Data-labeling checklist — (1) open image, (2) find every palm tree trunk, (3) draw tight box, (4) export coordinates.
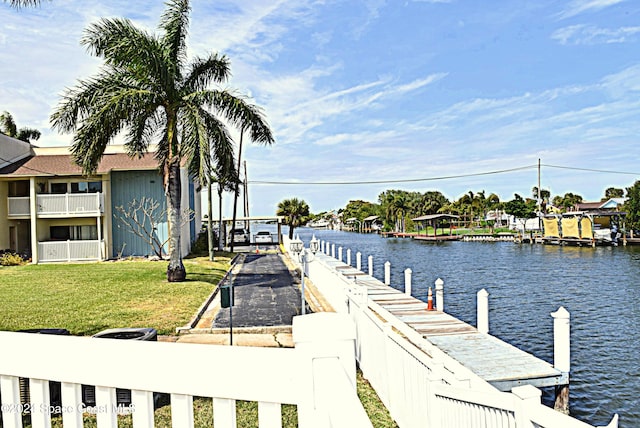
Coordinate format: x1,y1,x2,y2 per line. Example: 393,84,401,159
207,181,214,261
230,131,244,252
166,157,186,282
217,185,224,251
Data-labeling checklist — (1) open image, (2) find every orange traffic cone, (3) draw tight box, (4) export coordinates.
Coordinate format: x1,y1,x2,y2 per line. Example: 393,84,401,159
427,287,434,311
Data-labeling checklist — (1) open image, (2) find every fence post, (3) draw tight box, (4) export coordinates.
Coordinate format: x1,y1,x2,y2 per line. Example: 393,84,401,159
368,255,373,276
551,306,570,414
293,313,358,426
477,288,489,334
404,268,412,296
384,261,391,286
356,252,362,271
512,384,542,428
338,247,343,262
347,249,352,266
435,278,444,312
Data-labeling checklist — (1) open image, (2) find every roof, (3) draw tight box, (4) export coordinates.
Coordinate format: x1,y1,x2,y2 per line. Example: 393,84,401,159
0,152,159,177
363,215,379,221
412,214,459,221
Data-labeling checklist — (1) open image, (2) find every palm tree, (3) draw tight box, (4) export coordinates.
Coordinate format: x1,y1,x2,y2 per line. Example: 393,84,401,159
0,111,41,142
50,0,274,281
277,198,310,239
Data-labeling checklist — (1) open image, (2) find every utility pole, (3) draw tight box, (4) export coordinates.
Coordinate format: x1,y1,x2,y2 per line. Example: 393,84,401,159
244,160,250,231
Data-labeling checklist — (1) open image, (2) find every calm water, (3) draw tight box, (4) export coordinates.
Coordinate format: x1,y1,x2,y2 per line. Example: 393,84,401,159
290,227,639,427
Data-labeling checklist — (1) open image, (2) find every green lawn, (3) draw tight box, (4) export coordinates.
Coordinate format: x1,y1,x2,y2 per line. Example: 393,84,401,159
0,256,232,335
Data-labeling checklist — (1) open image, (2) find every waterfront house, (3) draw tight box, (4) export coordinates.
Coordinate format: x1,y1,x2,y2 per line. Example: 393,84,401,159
0,144,201,263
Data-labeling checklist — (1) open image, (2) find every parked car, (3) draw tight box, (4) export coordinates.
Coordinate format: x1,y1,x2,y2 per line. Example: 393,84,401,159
254,231,273,244
230,228,250,244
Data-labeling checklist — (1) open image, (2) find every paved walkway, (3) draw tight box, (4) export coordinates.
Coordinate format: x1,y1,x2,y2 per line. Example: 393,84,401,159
213,253,305,328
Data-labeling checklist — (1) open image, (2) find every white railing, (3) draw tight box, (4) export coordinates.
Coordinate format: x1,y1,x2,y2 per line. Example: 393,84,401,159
38,240,103,262
7,196,30,216
0,313,372,428
37,193,103,216
287,238,618,428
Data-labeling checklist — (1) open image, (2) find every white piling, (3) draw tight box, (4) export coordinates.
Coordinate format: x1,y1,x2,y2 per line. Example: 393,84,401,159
368,255,373,276
331,244,336,259
356,252,362,271
346,249,351,266
404,268,412,296
338,247,343,262
477,288,489,334
435,278,444,312
384,261,391,286
551,307,570,373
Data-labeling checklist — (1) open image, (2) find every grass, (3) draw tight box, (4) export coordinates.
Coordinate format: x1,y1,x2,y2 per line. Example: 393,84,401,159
0,255,233,335
0,254,397,428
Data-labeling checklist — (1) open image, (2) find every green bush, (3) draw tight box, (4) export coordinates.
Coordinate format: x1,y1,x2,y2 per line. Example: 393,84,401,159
0,252,25,266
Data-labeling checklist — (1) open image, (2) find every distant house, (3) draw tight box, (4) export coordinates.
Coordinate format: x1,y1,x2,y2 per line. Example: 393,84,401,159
0,144,201,263
573,198,626,213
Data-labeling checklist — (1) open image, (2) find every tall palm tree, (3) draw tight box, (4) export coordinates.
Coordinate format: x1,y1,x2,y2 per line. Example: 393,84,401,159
0,111,41,142
277,198,310,239
50,0,274,281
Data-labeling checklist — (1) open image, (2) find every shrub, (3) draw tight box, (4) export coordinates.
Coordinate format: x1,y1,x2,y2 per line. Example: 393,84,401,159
0,251,25,266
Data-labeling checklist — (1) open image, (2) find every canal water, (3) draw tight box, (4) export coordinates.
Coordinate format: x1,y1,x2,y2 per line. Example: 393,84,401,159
289,227,639,427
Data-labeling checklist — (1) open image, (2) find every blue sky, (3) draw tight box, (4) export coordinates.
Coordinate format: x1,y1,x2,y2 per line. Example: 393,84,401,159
2,0,640,216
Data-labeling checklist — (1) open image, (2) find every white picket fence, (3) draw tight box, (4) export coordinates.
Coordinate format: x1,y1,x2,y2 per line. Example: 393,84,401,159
287,236,618,428
0,313,372,428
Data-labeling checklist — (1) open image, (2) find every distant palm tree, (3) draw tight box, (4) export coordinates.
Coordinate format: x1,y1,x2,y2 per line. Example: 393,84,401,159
50,0,274,281
0,111,41,143
277,198,310,239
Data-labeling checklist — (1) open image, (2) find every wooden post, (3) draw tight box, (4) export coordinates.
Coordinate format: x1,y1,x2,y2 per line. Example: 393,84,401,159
368,255,373,276
435,278,444,312
384,261,391,285
551,306,570,414
477,288,489,334
338,246,343,262
346,249,351,266
331,244,336,259
356,252,362,271
404,268,412,296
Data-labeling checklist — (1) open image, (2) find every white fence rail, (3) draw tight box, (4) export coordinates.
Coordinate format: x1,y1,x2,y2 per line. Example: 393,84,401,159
284,236,618,428
7,197,30,216
38,240,103,262
8,194,104,217
0,313,372,428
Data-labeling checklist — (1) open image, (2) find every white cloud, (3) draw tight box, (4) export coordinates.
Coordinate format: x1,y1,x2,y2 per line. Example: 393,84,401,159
557,0,626,19
552,24,640,45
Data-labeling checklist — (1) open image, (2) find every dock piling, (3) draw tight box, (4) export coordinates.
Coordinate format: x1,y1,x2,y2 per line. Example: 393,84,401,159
356,252,362,271
435,278,444,312
331,244,335,259
338,246,343,262
346,249,351,266
384,262,391,286
404,268,412,296
477,288,489,334
551,306,571,414
368,255,373,276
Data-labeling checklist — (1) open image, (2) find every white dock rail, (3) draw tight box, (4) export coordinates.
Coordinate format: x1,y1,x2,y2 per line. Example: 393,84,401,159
287,236,618,428
0,313,372,428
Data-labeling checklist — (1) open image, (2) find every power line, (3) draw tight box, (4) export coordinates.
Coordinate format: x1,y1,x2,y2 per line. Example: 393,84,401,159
249,165,538,186
542,164,640,176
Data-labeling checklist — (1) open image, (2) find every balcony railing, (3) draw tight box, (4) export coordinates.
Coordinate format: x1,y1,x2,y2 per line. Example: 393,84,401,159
8,193,104,217
38,240,104,263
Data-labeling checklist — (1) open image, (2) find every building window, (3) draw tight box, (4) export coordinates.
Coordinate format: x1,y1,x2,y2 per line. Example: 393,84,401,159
71,181,102,193
50,183,67,194
8,181,29,197
50,225,99,241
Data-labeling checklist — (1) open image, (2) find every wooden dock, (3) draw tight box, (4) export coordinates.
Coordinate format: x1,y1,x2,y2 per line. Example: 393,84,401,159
317,255,567,393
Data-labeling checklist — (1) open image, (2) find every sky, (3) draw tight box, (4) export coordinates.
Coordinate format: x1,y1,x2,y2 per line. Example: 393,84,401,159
2,0,640,216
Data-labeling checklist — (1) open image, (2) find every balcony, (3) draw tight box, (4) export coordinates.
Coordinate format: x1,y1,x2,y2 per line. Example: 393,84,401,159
8,193,104,218
38,240,104,263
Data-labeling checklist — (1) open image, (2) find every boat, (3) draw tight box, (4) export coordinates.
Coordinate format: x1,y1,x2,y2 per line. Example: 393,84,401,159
541,211,625,246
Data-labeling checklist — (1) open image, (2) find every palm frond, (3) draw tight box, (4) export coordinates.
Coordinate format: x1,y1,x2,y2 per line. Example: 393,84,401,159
183,53,231,91
199,90,275,145
160,0,190,74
